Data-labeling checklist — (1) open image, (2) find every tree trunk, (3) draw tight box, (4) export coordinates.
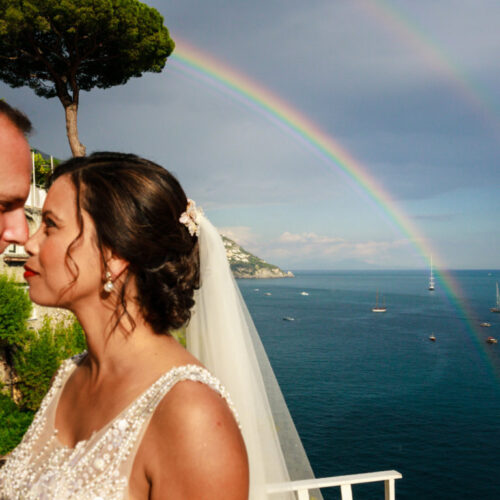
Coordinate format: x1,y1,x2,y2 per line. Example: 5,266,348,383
64,102,86,157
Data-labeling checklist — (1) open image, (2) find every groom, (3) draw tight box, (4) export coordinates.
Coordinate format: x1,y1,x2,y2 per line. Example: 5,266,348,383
0,100,32,254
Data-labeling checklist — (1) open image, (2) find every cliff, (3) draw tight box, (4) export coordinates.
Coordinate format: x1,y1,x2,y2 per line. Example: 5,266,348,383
222,236,294,279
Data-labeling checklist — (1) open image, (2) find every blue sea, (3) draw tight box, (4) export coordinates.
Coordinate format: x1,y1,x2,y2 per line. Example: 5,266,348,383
237,270,500,500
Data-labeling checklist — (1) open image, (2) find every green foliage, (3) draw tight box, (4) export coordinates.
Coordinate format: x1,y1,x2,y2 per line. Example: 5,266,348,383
171,326,186,348
0,392,33,455
32,152,59,189
0,271,86,452
13,316,86,411
0,273,32,348
0,0,175,99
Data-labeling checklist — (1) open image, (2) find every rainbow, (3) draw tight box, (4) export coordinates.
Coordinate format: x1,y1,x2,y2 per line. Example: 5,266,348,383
362,0,500,139
169,40,497,377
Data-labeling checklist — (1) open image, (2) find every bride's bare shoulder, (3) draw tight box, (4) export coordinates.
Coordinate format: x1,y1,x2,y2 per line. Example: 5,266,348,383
136,377,249,500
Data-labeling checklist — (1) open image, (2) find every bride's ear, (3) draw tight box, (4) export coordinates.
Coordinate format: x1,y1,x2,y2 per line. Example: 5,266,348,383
104,251,129,282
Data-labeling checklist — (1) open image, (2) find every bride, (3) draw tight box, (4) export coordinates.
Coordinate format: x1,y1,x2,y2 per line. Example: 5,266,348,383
0,152,316,499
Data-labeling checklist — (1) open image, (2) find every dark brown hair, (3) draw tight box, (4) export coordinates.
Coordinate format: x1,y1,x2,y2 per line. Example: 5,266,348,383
49,152,199,334
0,100,32,135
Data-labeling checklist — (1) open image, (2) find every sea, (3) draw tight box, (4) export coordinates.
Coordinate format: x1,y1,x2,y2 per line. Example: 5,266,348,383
237,270,500,500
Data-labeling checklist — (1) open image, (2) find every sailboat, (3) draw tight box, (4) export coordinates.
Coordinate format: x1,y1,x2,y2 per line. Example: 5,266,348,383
491,282,500,313
428,256,435,291
372,291,387,312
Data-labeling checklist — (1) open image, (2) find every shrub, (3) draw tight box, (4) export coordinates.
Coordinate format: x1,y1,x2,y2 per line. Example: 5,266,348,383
0,393,33,456
0,274,32,348
13,317,86,412
171,326,186,347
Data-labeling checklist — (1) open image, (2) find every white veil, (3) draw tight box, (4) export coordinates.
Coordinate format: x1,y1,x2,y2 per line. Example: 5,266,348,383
186,215,321,499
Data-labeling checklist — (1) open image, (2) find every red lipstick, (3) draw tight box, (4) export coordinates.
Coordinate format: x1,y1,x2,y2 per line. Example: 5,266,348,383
23,265,39,279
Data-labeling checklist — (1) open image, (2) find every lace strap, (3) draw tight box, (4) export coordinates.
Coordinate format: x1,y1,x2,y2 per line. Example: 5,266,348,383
126,364,240,427
90,364,241,487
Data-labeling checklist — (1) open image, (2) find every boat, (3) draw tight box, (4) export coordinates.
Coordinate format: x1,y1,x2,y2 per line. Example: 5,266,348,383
283,317,295,321
372,291,387,312
428,255,435,291
264,292,272,296
300,291,309,296
480,322,491,327
486,336,498,344
429,334,436,341
491,282,500,313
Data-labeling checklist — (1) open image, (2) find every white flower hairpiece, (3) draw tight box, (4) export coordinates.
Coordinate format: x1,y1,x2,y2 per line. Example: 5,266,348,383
179,199,203,237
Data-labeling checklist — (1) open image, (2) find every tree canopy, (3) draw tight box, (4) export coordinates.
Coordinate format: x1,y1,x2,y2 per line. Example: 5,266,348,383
0,0,174,156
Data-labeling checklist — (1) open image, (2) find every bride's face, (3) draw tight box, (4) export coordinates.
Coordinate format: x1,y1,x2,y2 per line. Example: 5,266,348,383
24,176,104,309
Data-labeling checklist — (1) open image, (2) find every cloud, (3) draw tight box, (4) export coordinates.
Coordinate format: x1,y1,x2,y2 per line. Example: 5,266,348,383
352,239,409,258
250,231,413,268
411,213,460,221
218,226,257,248
279,232,344,245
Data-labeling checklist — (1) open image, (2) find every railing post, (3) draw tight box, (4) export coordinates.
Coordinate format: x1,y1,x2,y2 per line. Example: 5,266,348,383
384,479,396,500
297,489,309,500
267,470,402,498
340,484,353,500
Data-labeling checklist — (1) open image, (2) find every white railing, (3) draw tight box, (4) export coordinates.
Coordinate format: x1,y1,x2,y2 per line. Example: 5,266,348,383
267,470,402,500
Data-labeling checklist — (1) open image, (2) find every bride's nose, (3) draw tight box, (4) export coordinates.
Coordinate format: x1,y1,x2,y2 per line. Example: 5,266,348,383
24,225,42,256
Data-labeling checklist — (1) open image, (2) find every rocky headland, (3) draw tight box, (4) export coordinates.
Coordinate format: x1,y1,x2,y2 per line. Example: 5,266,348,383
222,236,294,279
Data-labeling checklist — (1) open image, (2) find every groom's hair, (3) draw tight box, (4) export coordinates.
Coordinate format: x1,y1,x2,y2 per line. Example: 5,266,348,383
0,100,32,135
50,152,200,335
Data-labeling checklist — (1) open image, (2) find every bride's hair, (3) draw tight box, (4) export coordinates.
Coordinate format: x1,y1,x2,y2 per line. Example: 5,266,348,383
49,152,199,334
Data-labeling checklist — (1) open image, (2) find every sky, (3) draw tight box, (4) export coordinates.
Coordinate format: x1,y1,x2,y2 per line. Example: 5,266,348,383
1,0,499,270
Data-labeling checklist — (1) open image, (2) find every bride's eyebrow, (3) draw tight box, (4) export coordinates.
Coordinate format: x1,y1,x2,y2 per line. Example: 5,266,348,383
41,209,63,223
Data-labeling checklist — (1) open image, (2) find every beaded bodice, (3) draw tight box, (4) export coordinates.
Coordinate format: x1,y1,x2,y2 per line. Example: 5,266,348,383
0,353,238,500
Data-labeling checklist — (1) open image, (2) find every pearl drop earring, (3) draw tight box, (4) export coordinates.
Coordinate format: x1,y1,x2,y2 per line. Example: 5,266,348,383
103,271,114,293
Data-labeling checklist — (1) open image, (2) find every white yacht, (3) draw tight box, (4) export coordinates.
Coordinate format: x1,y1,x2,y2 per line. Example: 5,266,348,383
491,282,500,313
428,256,435,291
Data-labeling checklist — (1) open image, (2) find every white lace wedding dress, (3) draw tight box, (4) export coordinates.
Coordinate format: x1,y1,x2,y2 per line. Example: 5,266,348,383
0,213,320,499
0,353,238,500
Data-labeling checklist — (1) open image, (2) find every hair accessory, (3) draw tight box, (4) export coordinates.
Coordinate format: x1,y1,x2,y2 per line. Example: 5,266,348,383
179,199,203,237
103,271,114,293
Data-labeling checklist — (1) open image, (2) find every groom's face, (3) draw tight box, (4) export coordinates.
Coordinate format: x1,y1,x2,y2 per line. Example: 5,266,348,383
0,114,31,254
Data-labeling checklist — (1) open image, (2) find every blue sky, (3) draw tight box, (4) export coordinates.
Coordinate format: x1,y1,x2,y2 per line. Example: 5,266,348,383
1,1,499,270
